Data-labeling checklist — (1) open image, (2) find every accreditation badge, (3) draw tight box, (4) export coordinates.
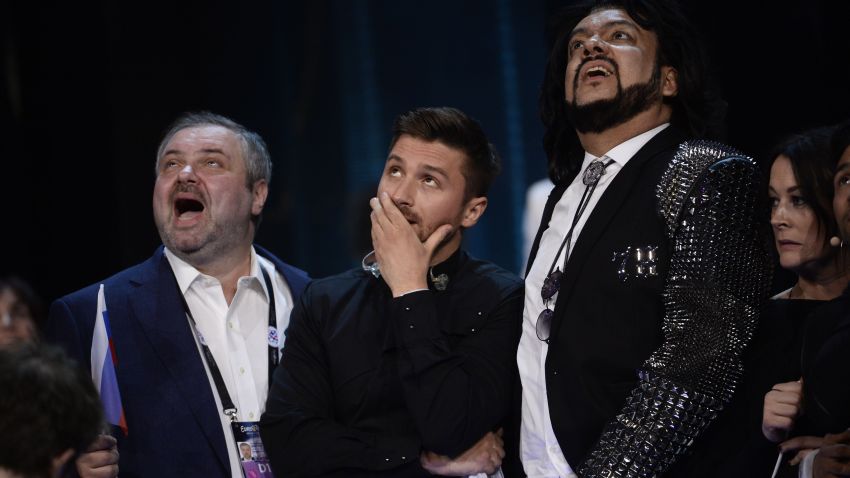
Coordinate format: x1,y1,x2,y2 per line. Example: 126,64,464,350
231,421,274,478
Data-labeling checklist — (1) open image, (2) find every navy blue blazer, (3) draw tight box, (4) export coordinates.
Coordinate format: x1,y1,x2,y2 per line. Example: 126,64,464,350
45,245,309,478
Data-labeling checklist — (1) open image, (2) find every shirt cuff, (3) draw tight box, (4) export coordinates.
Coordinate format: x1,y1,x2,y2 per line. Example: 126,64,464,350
395,288,429,297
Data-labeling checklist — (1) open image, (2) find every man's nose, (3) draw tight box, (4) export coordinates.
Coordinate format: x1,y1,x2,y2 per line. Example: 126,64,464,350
388,179,414,206
178,164,197,182
583,35,607,56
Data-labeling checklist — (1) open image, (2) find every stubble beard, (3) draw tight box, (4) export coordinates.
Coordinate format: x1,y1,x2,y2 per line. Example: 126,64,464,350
566,61,662,134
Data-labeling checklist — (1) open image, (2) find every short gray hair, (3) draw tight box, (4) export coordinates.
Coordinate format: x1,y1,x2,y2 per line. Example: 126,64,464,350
155,111,272,187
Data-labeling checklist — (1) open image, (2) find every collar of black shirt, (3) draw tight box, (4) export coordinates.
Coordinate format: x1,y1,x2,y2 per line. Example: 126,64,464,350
427,247,465,292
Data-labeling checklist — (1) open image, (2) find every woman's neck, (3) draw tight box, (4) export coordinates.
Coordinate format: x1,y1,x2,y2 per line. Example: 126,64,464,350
792,271,850,300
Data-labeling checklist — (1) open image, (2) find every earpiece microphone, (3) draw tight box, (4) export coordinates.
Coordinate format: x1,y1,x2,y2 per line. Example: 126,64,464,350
830,236,843,247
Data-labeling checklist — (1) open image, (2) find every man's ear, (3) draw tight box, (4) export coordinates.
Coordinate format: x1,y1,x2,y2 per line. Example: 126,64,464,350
251,180,269,216
460,196,488,228
661,66,679,98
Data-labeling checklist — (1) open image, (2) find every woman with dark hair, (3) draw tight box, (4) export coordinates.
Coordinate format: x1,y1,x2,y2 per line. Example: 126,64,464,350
767,127,848,301
732,126,850,477
775,121,850,478
720,127,849,477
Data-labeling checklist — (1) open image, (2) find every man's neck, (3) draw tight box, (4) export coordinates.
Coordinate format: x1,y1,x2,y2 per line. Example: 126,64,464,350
430,233,462,267
577,105,671,157
182,245,254,305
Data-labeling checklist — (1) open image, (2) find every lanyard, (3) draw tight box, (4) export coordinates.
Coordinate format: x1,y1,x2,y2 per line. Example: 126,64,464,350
173,265,279,421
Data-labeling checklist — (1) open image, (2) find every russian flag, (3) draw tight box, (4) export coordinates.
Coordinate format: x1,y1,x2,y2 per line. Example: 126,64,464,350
91,284,128,435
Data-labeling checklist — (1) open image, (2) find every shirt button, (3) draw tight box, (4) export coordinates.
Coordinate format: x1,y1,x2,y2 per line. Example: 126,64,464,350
470,328,476,332
249,412,254,419
228,322,234,329
384,458,390,462
477,311,483,316
409,324,414,329
240,367,245,375
404,307,411,311
401,456,406,460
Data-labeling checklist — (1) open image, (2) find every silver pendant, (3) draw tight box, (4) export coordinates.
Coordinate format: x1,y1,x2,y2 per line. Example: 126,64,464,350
583,160,608,186
429,268,449,291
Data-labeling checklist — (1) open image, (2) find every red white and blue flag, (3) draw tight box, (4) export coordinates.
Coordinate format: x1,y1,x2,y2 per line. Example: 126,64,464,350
91,284,128,435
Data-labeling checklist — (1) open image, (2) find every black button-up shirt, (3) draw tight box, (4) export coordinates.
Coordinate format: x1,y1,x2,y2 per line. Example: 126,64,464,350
260,249,523,477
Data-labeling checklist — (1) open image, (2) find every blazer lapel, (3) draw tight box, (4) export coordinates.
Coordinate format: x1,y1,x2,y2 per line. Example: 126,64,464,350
128,248,230,473
525,183,569,278
549,127,685,339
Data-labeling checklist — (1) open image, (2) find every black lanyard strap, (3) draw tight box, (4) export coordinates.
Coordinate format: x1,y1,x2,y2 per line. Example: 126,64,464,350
172,264,278,420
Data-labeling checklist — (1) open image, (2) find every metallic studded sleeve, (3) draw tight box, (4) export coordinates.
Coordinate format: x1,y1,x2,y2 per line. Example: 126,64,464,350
578,141,773,478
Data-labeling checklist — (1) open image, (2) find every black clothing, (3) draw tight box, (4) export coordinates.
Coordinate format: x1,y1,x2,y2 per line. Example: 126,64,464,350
260,249,523,478
718,298,826,478
799,291,850,435
524,129,772,477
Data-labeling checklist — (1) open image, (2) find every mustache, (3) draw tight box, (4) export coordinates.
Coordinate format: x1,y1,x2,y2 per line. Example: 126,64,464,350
174,183,199,194
396,204,421,224
572,55,619,91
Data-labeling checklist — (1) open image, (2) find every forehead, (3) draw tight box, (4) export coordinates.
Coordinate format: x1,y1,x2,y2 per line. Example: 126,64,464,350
770,156,797,183
388,135,466,172
165,125,241,153
572,8,649,37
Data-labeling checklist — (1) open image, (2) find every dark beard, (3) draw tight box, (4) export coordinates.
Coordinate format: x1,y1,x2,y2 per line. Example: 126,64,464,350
566,65,662,134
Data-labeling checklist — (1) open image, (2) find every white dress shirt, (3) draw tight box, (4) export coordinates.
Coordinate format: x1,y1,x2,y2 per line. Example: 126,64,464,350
165,247,294,478
517,124,668,477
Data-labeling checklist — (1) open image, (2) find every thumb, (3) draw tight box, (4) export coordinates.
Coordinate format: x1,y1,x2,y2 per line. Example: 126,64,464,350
424,225,453,254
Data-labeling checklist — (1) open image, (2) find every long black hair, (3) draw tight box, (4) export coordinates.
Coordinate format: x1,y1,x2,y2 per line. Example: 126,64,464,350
540,0,726,184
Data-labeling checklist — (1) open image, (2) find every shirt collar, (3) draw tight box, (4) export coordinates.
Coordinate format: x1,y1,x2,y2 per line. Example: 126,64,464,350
163,246,268,299
582,123,670,167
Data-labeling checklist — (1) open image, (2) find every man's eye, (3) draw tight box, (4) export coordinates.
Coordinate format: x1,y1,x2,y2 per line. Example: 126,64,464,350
162,160,179,169
389,168,401,177
423,176,437,187
612,31,630,40
840,175,850,186
571,40,583,50
206,160,220,167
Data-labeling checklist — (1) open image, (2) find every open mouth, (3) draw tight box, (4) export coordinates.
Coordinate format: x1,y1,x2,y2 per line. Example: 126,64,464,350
175,198,204,218
585,65,613,79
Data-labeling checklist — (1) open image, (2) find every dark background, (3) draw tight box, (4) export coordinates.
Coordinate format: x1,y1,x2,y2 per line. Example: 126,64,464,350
2,0,848,304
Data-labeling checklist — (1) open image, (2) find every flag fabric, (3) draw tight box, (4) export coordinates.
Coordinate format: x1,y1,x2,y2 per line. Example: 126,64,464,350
91,284,128,435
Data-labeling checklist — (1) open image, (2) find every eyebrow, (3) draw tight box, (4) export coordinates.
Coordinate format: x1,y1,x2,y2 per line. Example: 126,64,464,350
386,155,450,180
570,20,638,39
836,163,850,175
768,185,800,194
163,147,228,157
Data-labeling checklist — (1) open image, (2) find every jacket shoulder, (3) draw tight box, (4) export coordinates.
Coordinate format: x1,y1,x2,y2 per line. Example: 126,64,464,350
462,255,524,298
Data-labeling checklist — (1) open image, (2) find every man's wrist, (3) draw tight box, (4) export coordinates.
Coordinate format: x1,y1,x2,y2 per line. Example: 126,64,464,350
391,281,429,297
